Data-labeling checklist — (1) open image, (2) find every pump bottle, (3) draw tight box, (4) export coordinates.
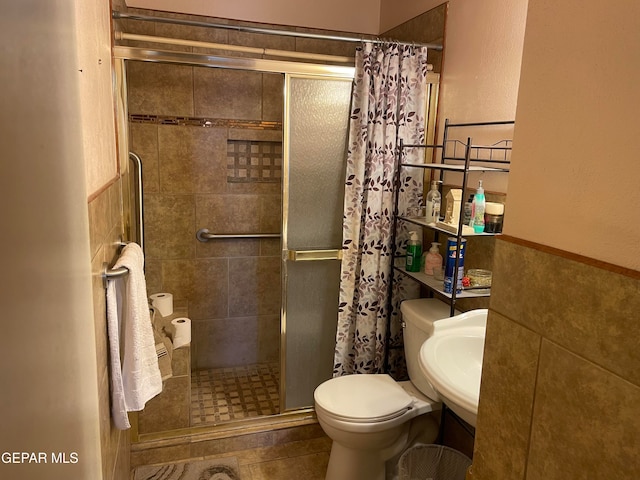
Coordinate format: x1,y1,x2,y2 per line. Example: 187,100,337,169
471,180,486,233
423,242,442,275
405,231,422,272
425,181,441,224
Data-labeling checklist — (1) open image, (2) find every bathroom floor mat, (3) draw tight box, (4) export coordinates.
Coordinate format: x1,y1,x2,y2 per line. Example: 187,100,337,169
134,456,240,480
191,362,280,425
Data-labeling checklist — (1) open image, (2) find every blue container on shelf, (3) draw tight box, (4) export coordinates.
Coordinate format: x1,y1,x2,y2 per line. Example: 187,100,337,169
444,237,466,294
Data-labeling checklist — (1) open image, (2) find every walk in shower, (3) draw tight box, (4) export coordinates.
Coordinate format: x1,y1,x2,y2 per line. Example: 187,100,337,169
114,41,354,438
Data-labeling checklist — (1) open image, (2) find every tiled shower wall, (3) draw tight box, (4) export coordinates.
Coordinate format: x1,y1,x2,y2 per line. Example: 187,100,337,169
381,3,446,73
127,62,284,370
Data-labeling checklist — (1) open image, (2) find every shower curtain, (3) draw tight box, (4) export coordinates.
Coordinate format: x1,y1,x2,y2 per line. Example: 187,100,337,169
334,42,430,377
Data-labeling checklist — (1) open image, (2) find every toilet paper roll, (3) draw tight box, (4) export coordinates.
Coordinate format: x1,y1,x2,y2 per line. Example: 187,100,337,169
171,317,191,349
150,293,173,317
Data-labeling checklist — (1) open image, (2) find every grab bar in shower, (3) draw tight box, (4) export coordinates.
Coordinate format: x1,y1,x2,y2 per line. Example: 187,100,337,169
129,152,144,255
196,228,281,242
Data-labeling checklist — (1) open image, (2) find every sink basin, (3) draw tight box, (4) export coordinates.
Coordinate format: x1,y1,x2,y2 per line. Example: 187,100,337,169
419,309,487,427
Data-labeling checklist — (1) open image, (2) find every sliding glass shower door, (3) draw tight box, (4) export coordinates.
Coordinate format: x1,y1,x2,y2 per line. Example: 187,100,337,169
281,75,353,410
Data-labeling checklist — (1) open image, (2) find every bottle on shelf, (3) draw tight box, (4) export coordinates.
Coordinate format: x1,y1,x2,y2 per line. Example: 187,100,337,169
444,237,467,294
471,180,486,233
484,202,505,233
425,181,441,224
405,231,422,272
463,194,474,226
423,242,443,275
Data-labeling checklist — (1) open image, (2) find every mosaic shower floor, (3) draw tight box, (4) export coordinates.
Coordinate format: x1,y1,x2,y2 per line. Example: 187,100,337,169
191,362,280,426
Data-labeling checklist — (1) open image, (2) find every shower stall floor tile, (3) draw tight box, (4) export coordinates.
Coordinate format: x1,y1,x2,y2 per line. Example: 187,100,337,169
191,362,280,426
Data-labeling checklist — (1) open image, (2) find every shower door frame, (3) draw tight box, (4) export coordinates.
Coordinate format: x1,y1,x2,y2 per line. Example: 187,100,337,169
113,46,355,441
280,73,354,412
113,46,355,78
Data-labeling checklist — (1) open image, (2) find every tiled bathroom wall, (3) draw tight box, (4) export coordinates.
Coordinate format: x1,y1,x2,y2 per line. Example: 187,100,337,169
473,237,640,479
381,3,446,73
88,179,130,480
127,61,284,370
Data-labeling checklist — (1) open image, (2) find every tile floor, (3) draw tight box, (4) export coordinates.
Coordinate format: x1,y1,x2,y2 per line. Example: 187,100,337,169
233,436,331,480
191,363,280,426
136,363,332,479
131,432,332,480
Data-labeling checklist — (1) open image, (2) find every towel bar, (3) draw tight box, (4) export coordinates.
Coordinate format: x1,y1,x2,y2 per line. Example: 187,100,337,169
103,264,129,289
102,241,131,288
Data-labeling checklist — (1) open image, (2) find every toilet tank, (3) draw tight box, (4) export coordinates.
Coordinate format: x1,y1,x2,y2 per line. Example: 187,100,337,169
400,298,460,399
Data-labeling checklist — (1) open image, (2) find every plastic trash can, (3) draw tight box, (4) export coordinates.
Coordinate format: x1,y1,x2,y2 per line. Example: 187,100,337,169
397,444,472,480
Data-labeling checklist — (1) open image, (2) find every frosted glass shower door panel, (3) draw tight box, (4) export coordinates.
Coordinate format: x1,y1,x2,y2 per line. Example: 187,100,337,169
284,261,342,410
285,77,353,250
282,75,352,410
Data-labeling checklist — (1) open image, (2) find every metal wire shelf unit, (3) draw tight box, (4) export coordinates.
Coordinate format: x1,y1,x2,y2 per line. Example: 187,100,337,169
389,119,515,319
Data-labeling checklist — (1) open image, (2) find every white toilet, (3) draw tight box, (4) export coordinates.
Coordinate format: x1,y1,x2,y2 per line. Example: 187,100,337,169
314,298,459,480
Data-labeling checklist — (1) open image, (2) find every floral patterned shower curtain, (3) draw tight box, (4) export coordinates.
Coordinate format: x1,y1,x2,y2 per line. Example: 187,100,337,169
333,42,430,377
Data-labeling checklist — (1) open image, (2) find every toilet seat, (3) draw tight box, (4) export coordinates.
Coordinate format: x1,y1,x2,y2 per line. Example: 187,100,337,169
314,374,413,423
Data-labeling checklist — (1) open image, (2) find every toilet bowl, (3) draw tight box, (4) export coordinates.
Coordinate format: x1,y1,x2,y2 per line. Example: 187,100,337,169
314,298,459,480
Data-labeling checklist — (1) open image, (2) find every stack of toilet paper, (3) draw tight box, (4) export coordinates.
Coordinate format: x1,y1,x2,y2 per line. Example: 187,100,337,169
171,318,191,349
149,292,190,349
150,292,173,317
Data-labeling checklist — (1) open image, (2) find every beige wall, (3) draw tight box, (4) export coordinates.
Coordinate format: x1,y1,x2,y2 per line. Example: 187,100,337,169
125,0,381,34
1,1,110,479
76,0,119,195
436,0,527,125
1,0,131,478
504,0,640,270
379,0,446,33
473,1,640,479
435,0,528,194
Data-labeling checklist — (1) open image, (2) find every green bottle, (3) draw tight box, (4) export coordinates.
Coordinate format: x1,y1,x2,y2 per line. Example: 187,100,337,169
405,231,422,272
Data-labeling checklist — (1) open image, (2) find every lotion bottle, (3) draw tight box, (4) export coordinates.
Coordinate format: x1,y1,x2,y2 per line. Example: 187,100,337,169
405,231,422,272
471,180,486,233
425,181,441,224
424,242,442,275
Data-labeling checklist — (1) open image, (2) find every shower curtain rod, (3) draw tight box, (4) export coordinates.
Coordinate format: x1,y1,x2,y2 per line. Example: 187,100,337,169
112,11,444,51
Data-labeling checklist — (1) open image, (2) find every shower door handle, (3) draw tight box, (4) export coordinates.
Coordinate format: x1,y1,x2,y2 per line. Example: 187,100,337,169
285,249,343,262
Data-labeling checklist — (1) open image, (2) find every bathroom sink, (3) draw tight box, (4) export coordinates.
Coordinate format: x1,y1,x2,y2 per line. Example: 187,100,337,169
418,309,487,427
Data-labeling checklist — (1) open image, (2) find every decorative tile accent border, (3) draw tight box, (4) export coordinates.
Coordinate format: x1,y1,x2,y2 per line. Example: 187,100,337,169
129,114,282,131
227,140,282,183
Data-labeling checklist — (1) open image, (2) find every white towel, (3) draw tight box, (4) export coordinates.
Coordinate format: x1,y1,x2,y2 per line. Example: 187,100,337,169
106,243,162,430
